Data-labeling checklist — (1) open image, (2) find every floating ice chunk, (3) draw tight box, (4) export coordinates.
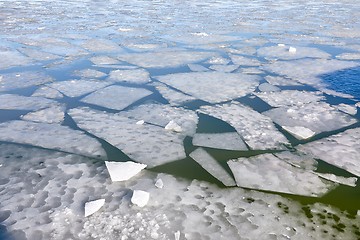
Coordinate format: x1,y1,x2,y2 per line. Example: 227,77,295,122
209,64,239,72
73,69,107,79
117,50,214,68
297,128,360,177
107,68,150,84
125,43,163,51
206,56,230,65
229,55,261,66
155,179,164,189
190,148,236,187
165,120,182,132
18,47,60,61
47,80,111,97
288,47,297,53
155,72,260,103
264,75,302,86
90,56,120,66
82,39,123,53
356,102,360,108
274,151,318,171
0,120,106,158
0,94,58,111
257,46,330,60
278,43,285,47
131,190,150,207
105,161,147,182
84,199,105,217
32,86,63,99
320,88,355,99
255,90,324,107
21,105,65,124
173,33,238,45
199,102,289,150
315,173,357,187
0,71,53,92
257,83,280,92
192,132,248,151
0,50,32,70
136,120,145,125
227,154,335,197
239,67,264,75
81,85,152,111
174,231,180,240
334,103,357,115
282,126,316,140
187,64,209,72
336,52,360,60
69,107,186,167
151,82,196,106
263,102,357,136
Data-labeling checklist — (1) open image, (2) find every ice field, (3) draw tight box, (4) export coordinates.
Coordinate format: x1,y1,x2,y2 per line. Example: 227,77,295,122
0,0,360,239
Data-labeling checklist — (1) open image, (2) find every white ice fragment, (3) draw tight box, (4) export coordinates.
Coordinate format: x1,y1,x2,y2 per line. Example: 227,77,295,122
288,47,297,53
107,69,150,84
187,64,209,72
334,103,357,115
32,86,63,99
282,126,316,140
0,94,58,111
315,173,357,187
229,54,261,66
356,102,360,108
73,69,107,78
0,71,53,92
257,83,281,92
105,161,147,182
82,39,123,53
192,132,248,151
90,56,120,66
47,80,111,97
136,120,145,125
258,46,330,60
21,105,65,124
174,231,180,240
0,50,32,70
278,43,285,47
209,64,239,73
131,190,150,207
255,90,324,107
152,82,196,106
84,199,105,217
264,76,302,86
155,179,164,189
165,120,182,132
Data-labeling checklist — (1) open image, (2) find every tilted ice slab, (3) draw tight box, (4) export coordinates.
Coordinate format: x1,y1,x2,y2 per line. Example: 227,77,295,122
274,151,318,171
0,120,106,158
0,71,53,92
107,68,150,84
105,161,147,182
297,128,360,177
81,85,153,111
192,132,248,151
262,58,359,87
68,107,186,167
190,148,236,187
21,105,65,124
199,102,289,150
264,75,302,86
119,103,198,136
47,80,111,98
156,72,260,104
0,94,59,111
117,50,214,68
0,50,32,70
73,69,107,79
257,45,331,60
32,86,63,99
263,102,357,137
255,90,325,107
257,83,281,92
151,82,196,106
227,153,335,197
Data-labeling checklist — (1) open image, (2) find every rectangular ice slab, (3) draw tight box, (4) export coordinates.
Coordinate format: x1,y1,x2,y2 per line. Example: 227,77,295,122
199,102,289,150
81,85,153,111
190,148,236,187
227,154,335,197
155,72,260,103
192,132,248,151
0,120,106,158
297,128,360,177
68,107,186,167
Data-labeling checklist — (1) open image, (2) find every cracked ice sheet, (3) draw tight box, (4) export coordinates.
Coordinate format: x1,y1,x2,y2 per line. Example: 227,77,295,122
0,120,105,158
0,71,53,92
254,90,325,107
262,58,359,88
189,148,236,187
21,105,65,124
73,69,107,79
192,132,248,151
117,50,214,68
151,82,196,106
32,86,63,99
119,103,198,137
0,94,59,111
68,107,186,167
297,128,360,177
107,68,150,84
227,153,335,197
81,85,153,111
263,102,357,137
155,72,260,104
47,80,112,98
0,50,32,70
18,47,61,61
81,39,123,53
199,102,289,150
257,45,331,60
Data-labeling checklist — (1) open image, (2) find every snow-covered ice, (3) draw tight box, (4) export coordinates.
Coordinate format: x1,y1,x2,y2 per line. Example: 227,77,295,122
84,199,105,217
105,161,147,182
131,190,150,207
192,132,248,151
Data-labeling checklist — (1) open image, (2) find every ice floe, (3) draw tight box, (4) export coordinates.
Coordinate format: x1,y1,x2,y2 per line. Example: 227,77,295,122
0,71,53,92
81,39,123,53
0,94,59,111
274,151,318,171
282,126,316,140
263,101,357,137
187,64,209,72
105,161,147,182
0,120,106,158
131,190,150,207
264,75,302,86
227,153,335,196
257,45,330,60
255,90,325,107
257,83,281,92
21,105,65,124
31,86,64,99
155,72,260,103
84,199,105,217
151,82,196,106
206,56,230,65
81,85,153,111
230,54,261,66
0,50,32,70
68,107,186,167
190,148,236,186
334,103,358,115
297,128,360,177
199,102,289,150
107,68,150,84
155,178,164,189
73,69,107,79
90,55,120,66
315,173,357,187
192,132,248,151
47,80,111,98
336,52,360,60
209,64,239,72
18,47,61,61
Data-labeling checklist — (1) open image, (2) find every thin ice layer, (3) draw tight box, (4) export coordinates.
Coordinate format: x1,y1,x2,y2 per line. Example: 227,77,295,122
192,132,248,151
156,72,260,103
21,105,65,124
0,94,59,111
297,128,360,177
189,148,236,186
227,154,335,197
81,85,153,111
107,69,151,84
257,45,331,60
68,107,186,167
199,102,289,150
0,120,105,158
263,102,357,136
151,82,196,106
47,80,111,98
0,71,53,92
255,90,324,107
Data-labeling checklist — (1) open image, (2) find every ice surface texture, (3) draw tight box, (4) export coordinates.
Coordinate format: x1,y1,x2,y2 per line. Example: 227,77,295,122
192,132,248,151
